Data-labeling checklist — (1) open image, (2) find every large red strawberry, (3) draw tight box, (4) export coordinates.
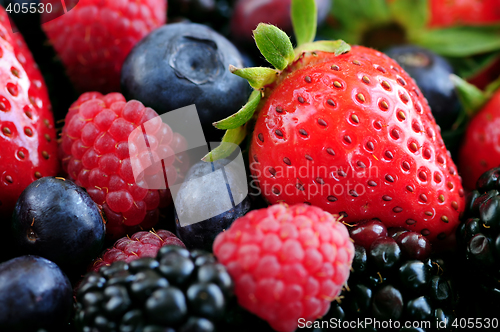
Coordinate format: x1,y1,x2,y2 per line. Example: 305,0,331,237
208,0,464,245
0,7,59,218
456,76,500,191
41,0,166,93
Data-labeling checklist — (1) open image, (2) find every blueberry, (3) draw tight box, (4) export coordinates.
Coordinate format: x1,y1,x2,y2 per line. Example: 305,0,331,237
121,23,249,142
10,177,106,275
0,255,73,331
174,158,251,251
385,45,461,130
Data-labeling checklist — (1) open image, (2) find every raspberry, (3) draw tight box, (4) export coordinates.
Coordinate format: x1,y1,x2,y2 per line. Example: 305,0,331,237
213,204,354,332
42,0,167,93
60,92,187,239
90,229,185,272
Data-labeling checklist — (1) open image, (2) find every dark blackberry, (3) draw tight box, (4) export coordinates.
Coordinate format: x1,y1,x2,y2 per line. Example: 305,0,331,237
309,220,456,331
75,246,233,332
456,166,500,316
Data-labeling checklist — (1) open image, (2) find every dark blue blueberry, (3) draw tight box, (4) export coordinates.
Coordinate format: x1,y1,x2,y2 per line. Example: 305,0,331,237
10,177,106,274
174,158,251,251
0,255,73,331
385,45,461,130
121,23,250,142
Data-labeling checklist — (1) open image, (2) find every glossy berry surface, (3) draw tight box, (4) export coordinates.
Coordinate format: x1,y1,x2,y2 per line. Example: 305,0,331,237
42,0,166,93
385,45,461,130
0,6,59,218
0,255,73,331
10,177,105,273
457,167,500,303
213,204,354,332
175,158,251,252
458,89,500,190
249,45,465,244
59,92,185,240
121,22,249,142
90,229,186,273
349,219,388,249
75,246,233,332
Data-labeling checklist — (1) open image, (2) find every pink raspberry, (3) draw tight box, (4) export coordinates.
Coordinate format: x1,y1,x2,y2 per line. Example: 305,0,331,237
213,204,354,332
90,229,185,272
42,0,167,93
60,92,187,239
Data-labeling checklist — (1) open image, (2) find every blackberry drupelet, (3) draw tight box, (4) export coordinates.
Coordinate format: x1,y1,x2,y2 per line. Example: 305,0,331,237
312,219,456,331
75,246,233,332
456,167,500,317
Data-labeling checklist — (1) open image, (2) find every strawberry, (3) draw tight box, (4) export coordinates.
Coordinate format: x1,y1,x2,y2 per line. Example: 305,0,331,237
207,0,465,245
428,0,500,28
0,6,59,217
455,76,500,191
41,0,167,93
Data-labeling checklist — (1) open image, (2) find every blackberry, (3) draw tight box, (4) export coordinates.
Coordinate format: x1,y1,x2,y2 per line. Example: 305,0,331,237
311,220,456,331
456,167,500,316
75,246,233,332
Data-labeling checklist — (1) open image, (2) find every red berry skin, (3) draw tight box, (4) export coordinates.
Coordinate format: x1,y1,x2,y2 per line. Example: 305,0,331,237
249,46,464,245
349,219,388,250
0,7,59,217
42,0,167,93
428,0,500,28
459,90,500,191
60,92,183,240
213,204,354,332
90,229,185,272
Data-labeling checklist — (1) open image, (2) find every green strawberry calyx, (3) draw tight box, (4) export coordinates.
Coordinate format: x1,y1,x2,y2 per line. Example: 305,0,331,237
203,0,351,162
450,74,500,125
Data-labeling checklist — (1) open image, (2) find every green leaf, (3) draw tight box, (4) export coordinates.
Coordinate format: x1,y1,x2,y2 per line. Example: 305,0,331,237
291,0,317,46
330,0,390,29
485,75,500,96
229,66,278,90
450,74,488,116
387,0,429,32
202,125,247,162
253,23,295,70
415,26,500,57
447,51,500,79
295,40,351,57
213,90,262,130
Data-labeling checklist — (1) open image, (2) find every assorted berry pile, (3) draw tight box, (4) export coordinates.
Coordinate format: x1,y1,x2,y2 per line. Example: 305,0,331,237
1,0,500,331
